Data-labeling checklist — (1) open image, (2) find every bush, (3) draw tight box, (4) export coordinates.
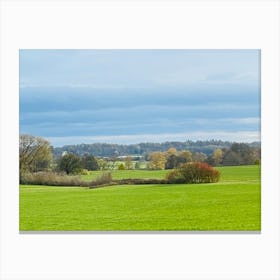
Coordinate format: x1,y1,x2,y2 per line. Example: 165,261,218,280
118,163,125,170
165,169,186,183
20,171,84,186
93,171,112,185
20,171,114,187
114,178,167,185
80,169,89,175
166,162,220,184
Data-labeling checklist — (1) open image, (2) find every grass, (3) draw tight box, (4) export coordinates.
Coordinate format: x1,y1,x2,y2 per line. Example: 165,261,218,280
19,165,261,231
81,169,168,181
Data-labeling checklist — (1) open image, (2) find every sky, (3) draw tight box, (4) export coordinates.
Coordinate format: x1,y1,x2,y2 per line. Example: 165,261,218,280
19,49,260,147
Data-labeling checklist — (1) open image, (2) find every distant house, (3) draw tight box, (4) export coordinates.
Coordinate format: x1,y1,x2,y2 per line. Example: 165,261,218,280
62,151,68,157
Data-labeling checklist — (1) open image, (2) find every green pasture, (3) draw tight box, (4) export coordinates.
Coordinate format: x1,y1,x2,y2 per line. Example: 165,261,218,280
20,165,261,231
81,169,168,181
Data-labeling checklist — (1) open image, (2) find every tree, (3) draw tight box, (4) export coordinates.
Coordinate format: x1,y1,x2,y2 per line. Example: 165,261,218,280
134,161,141,169
57,153,82,174
148,152,166,170
165,154,178,169
222,150,242,166
81,154,99,170
19,134,53,175
212,148,223,166
165,147,178,169
192,152,207,162
166,147,177,155
177,150,192,165
165,149,194,169
109,156,118,170
230,143,255,165
97,159,107,170
221,143,257,166
125,155,133,170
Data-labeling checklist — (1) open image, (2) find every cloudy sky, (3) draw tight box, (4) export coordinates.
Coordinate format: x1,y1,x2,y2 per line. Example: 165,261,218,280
19,49,260,147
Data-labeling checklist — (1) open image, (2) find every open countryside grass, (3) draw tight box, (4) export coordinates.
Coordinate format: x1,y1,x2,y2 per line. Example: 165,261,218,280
81,169,168,181
20,165,260,231
81,165,260,182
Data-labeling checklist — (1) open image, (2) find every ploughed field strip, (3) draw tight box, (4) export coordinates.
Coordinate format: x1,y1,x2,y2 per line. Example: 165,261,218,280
20,165,260,231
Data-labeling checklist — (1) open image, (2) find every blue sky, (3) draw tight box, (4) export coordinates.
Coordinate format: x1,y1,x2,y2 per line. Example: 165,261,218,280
19,49,260,147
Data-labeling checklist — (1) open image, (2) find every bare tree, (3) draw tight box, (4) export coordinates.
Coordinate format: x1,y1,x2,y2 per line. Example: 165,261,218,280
125,155,133,170
19,134,53,175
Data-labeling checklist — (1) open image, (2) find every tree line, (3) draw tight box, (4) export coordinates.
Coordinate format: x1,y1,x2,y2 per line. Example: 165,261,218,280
20,134,261,178
52,140,260,158
148,144,260,170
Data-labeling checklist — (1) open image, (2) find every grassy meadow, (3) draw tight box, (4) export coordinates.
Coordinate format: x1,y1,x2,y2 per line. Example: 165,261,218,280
19,165,261,231
81,169,168,181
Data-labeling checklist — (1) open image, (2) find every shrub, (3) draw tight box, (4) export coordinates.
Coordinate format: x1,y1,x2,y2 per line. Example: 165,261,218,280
166,162,220,184
80,169,89,175
118,163,125,170
20,171,114,187
20,171,84,186
93,171,112,185
114,178,167,185
165,169,186,183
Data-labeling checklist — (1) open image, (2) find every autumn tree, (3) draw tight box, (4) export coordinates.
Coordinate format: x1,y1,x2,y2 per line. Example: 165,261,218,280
165,147,178,169
166,147,177,155
220,143,259,166
222,150,242,166
165,149,193,169
19,134,53,175
165,154,178,169
192,152,207,162
177,150,192,165
230,143,256,165
148,152,167,170
212,148,223,166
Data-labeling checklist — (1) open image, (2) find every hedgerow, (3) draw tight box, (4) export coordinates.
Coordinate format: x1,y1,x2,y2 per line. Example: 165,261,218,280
20,172,84,186
20,163,220,188
20,171,113,187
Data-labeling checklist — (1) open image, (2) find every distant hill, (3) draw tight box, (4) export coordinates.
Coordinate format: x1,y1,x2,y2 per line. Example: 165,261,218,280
52,140,261,158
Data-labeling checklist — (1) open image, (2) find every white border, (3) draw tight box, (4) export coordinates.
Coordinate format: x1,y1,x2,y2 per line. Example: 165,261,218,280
1,1,279,280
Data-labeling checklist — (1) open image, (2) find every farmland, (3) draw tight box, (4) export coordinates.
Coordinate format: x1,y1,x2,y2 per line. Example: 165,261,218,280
20,165,260,231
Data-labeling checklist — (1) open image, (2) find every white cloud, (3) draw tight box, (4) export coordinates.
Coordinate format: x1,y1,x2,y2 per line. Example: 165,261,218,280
201,71,259,85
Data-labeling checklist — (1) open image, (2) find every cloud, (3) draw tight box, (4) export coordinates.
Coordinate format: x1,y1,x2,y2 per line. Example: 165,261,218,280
20,84,259,113
20,113,260,138
20,49,260,89
202,71,259,85
19,50,260,145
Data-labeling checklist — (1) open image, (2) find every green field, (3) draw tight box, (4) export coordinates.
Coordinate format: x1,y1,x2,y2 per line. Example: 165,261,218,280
81,169,168,181
20,165,261,231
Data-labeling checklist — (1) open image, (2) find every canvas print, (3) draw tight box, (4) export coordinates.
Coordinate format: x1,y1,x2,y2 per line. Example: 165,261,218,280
19,49,261,231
